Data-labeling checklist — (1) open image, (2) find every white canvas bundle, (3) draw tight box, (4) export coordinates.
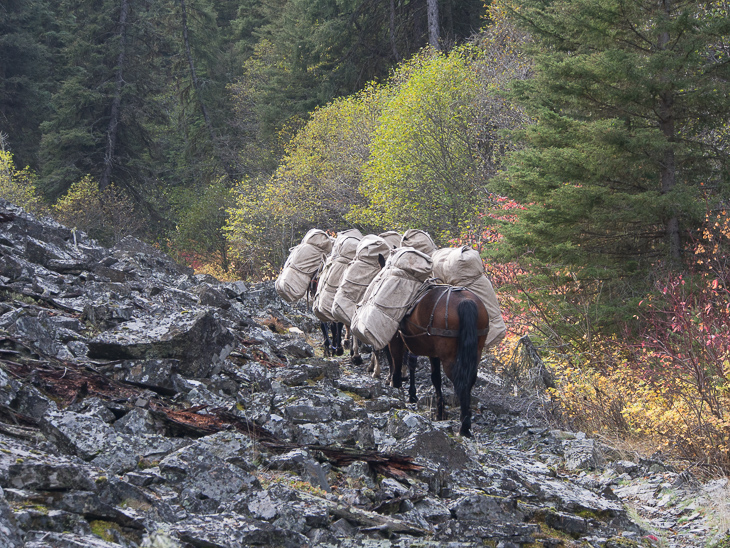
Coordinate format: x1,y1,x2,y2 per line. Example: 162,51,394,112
351,247,432,350
431,246,506,348
275,228,334,303
378,231,402,250
331,235,391,325
312,230,361,321
401,229,437,256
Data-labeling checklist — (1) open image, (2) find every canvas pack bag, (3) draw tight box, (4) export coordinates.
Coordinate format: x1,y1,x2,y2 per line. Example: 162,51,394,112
431,246,507,348
351,247,433,349
275,228,334,303
331,234,392,326
401,229,437,256
378,231,402,250
312,229,362,321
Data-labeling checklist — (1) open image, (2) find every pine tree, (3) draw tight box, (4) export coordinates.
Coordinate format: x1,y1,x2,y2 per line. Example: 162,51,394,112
493,0,730,279
38,0,169,201
232,0,485,141
0,0,57,171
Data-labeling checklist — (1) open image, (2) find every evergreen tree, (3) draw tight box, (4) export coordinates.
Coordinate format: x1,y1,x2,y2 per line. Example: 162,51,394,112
0,0,57,171
157,0,249,187
493,0,730,280
232,0,486,142
38,0,169,201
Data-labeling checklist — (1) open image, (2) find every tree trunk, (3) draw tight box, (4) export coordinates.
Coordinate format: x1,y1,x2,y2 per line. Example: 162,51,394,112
389,0,399,61
426,0,440,50
100,0,129,192
658,0,680,261
179,0,236,182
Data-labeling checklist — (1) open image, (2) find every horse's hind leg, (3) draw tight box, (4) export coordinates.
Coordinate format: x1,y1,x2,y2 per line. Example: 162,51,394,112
388,337,405,388
334,322,344,356
371,346,389,378
407,352,418,404
430,358,444,420
352,336,364,366
320,322,331,357
455,365,477,438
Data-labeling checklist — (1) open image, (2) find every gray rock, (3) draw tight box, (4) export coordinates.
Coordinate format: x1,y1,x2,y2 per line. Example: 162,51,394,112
114,408,158,436
40,410,118,461
23,531,122,548
343,461,376,489
87,310,235,378
13,315,60,356
294,418,375,448
158,443,260,512
280,338,314,358
450,494,524,522
563,438,600,471
172,513,308,548
544,509,590,535
13,508,92,537
0,487,24,548
268,449,330,492
394,428,471,470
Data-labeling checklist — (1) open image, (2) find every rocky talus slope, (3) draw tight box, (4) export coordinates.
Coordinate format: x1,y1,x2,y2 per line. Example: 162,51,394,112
0,198,725,548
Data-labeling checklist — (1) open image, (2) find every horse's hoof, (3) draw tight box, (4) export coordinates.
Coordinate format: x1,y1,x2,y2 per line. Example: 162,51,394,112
335,347,344,356
460,429,472,438
409,396,418,404
352,356,363,366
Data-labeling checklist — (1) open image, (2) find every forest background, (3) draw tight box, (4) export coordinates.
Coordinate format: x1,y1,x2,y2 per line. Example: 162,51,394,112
2,0,730,473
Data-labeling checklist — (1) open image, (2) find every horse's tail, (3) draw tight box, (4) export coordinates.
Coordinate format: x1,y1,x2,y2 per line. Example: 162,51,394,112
453,299,479,404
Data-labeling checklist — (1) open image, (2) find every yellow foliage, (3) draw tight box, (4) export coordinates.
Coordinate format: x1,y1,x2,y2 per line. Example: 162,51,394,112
53,175,142,246
545,339,730,468
0,150,47,215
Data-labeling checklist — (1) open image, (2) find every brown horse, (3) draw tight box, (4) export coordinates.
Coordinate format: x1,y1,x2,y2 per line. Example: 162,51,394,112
388,285,489,438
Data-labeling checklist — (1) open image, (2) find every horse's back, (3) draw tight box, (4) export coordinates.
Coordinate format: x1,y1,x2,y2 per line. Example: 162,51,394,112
401,286,489,358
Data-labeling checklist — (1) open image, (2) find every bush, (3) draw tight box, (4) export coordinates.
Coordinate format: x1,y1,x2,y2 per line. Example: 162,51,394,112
0,148,47,215
167,180,234,274
52,176,143,246
540,209,730,469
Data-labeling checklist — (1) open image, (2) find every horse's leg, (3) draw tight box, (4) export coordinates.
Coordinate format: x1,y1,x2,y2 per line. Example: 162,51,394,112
321,322,332,357
430,357,444,420
404,351,415,380
343,325,351,350
370,346,393,382
407,351,418,404
352,336,364,366
334,322,344,356
388,337,405,388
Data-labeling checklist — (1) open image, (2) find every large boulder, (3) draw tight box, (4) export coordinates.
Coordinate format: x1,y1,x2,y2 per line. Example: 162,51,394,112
87,310,234,377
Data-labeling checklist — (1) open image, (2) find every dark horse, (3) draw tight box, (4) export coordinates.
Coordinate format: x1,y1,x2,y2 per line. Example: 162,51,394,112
321,321,344,357
308,277,344,357
387,285,489,438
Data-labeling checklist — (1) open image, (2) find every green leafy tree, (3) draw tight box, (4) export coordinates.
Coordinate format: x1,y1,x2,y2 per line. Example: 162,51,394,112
169,179,233,272
493,0,730,281
52,175,142,245
226,86,384,274
0,137,47,215
229,0,486,146
350,48,483,241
